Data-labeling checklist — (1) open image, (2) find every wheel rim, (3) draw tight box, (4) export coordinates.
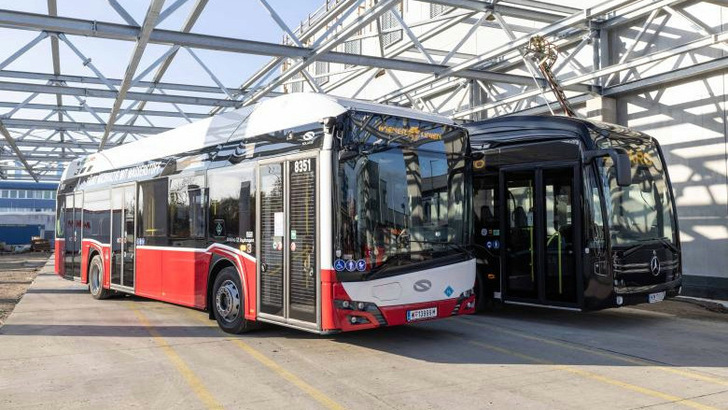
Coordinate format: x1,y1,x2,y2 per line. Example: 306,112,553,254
215,280,241,323
90,263,101,295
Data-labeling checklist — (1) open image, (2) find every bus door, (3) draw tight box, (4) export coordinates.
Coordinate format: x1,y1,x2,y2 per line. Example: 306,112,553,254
473,173,502,302
257,155,318,328
502,166,581,307
110,184,136,290
63,192,82,279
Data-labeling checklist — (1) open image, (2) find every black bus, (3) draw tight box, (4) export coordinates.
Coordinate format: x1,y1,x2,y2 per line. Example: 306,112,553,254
465,116,681,311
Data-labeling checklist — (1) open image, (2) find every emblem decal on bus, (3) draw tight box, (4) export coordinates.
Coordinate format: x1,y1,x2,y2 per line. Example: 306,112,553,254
650,253,661,276
413,279,432,292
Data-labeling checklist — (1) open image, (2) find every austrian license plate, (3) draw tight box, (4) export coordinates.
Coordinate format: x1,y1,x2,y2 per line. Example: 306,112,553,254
406,307,438,322
648,291,666,303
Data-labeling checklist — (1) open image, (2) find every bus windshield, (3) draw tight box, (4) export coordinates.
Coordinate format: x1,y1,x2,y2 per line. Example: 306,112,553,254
336,112,468,278
595,134,677,247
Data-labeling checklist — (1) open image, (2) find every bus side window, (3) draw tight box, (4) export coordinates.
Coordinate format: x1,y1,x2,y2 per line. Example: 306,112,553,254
56,195,65,236
83,189,111,243
138,179,168,246
169,175,206,245
208,165,256,253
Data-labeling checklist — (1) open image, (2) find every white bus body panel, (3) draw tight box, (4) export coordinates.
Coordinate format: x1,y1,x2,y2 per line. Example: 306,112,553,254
62,93,453,181
341,259,475,307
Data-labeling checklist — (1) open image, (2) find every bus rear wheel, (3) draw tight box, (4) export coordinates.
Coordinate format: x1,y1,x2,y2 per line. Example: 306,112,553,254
212,267,254,334
89,255,111,300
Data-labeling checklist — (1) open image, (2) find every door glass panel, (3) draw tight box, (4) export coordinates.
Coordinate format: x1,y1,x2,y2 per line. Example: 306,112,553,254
72,192,83,278
505,172,537,299
544,169,577,303
260,164,284,316
473,175,501,290
122,186,135,288
63,194,74,277
289,158,317,322
584,165,608,279
111,188,123,286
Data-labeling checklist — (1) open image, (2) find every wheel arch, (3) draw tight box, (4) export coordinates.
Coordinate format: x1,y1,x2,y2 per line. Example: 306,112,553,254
87,247,101,280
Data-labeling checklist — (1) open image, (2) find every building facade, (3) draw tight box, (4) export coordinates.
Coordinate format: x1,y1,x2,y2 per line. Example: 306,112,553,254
0,181,57,246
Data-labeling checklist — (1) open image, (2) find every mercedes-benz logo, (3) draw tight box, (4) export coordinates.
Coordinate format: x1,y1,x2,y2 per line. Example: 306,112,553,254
650,255,661,276
413,279,432,292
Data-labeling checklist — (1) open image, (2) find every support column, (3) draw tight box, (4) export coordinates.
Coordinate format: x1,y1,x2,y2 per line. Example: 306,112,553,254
585,96,616,123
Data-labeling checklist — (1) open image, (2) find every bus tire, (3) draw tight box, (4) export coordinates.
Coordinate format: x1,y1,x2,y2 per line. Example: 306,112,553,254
474,273,489,313
89,254,111,300
212,267,253,334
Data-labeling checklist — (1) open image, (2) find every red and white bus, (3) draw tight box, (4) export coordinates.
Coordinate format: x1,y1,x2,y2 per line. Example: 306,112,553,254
55,93,476,334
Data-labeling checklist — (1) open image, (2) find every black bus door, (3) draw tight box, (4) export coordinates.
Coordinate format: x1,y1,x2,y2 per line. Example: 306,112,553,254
501,166,582,307
473,173,502,307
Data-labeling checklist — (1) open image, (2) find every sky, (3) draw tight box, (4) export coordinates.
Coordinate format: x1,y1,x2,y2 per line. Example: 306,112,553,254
0,0,326,123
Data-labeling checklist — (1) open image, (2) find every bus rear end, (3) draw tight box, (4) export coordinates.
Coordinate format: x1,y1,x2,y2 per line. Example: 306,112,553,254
326,111,475,332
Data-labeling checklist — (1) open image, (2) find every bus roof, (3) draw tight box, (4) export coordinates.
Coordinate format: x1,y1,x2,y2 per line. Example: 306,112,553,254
464,115,653,149
62,93,452,181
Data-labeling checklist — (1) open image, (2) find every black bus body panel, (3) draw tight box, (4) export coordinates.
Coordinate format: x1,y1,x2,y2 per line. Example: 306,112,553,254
466,115,682,311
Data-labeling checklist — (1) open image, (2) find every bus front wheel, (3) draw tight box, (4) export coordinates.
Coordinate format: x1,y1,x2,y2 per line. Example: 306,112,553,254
212,267,254,334
89,255,111,300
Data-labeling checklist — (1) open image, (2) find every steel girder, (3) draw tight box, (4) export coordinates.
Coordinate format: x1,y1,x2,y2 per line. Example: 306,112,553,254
0,0,725,180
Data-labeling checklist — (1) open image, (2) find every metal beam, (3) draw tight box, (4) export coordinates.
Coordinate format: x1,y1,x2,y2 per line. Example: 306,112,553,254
0,10,548,88
323,9,474,93
244,0,401,105
2,118,170,134
603,56,728,97
127,0,209,134
422,0,569,23
236,0,361,99
375,0,635,103
108,0,139,26
0,68,239,94
99,0,165,150
500,0,580,15
6,139,112,149
0,101,207,119
0,120,39,181
0,80,237,107
454,30,728,117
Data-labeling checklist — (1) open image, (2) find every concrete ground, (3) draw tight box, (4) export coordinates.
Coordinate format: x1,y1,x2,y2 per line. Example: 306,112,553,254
1,258,727,410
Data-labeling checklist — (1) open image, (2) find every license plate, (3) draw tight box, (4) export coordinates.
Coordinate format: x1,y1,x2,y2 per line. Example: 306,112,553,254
648,291,666,303
406,307,438,322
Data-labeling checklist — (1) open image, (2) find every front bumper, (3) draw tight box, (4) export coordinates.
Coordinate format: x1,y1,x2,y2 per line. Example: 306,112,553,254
613,277,682,306
332,291,476,332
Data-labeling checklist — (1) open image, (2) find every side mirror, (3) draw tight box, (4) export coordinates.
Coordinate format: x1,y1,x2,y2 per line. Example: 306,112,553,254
338,149,359,162
584,148,632,187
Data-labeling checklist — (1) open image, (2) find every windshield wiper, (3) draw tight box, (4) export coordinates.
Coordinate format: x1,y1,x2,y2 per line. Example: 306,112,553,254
617,237,678,257
656,237,679,253
367,252,414,276
409,239,472,256
616,242,646,257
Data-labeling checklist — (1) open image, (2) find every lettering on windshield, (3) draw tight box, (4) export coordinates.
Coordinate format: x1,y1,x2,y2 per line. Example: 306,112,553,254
627,149,654,166
376,125,442,141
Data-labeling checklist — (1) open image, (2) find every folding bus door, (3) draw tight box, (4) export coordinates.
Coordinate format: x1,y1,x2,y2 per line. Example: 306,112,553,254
257,155,318,328
502,167,580,307
62,193,75,278
110,184,136,290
